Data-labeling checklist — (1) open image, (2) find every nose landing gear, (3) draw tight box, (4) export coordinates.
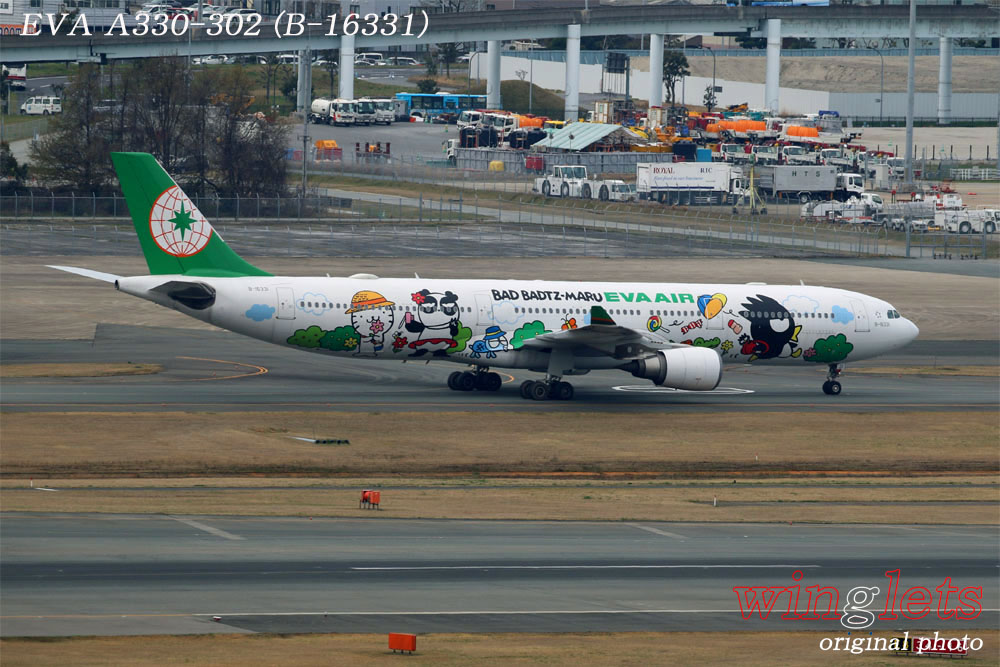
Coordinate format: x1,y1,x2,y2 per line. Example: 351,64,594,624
822,364,844,395
447,369,502,392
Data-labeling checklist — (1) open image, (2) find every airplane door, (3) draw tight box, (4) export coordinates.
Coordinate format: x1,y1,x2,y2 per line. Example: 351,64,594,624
849,299,869,332
276,287,296,320
474,292,494,326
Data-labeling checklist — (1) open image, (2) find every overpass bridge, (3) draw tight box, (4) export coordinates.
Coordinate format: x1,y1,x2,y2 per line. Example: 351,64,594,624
5,4,998,122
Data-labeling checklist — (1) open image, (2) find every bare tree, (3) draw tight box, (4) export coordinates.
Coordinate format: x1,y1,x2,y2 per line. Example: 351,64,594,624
29,64,114,191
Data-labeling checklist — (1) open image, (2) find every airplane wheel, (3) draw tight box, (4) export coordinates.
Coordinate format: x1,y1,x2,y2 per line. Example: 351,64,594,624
552,381,574,401
822,380,842,396
458,371,477,391
529,381,550,401
520,380,534,399
447,371,462,390
485,372,503,392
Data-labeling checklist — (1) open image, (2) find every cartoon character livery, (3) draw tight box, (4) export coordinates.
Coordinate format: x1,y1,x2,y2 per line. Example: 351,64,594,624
346,290,395,357
51,153,920,401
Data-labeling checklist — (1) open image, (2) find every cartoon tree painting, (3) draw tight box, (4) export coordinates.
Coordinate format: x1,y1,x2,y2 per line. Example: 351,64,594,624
320,325,361,352
511,320,551,349
804,333,854,363
287,325,326,348
448,320,473,354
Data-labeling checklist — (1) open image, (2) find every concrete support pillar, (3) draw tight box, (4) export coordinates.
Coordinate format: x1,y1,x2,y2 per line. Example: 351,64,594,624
565,24,581,121
296,49,311,113
764,18,781,114
339,33,355,100
487,40,501,109
938,37,952,126
648,34,664,109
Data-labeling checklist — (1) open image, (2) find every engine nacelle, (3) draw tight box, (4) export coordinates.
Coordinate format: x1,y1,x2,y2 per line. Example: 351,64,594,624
627,347,723,391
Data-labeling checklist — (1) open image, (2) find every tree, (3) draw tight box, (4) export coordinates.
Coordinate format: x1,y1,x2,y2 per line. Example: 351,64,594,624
319,49,338,97
438,43,459,78
734,35,766,49
1,140,29,188
417,78,439,94
259,54,282,109
424,52,438,77
29,63,115,192
703,84,717,114
661,51,690,108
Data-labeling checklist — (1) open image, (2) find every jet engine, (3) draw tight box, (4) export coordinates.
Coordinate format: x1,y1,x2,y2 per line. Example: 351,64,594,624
625,347,723,391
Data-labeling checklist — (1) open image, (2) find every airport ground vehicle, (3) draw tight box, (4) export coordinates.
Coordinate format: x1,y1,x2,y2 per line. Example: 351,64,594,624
354,99,376,125
534,166,634,201
937,209,999,234
362,98,395,125
309,98,357,126
753,165,863,203
19,96,61,115
2,63,27,90
636,162,745,205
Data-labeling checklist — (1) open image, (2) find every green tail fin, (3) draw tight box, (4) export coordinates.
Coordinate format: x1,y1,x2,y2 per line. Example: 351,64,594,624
111,152,270,277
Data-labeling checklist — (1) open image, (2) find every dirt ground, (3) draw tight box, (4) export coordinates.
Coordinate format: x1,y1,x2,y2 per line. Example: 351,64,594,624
638,55,1000,93
2,631,997,666
3,256,997,341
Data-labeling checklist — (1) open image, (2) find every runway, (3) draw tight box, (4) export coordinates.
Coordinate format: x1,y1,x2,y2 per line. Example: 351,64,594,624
1,513,996,637
1,324,996,412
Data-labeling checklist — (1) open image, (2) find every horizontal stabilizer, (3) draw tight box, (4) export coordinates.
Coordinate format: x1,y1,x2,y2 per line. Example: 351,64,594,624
47,265,121,283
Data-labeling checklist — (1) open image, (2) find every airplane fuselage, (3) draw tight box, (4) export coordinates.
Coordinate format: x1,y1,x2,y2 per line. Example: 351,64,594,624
117,275,918,371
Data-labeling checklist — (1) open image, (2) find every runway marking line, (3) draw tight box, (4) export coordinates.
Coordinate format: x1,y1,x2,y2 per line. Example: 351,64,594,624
625,523,687,540
171,356,268,382
350,564,821,571
167,516,245,541
5,609,1000,619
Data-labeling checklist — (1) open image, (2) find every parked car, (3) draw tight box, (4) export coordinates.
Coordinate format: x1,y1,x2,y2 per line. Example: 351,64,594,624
387,56,419,66
20,96,61,115
194,55,228,65
224,8,260,18
457,53,473,63
312,59,336,68
276,53,299,65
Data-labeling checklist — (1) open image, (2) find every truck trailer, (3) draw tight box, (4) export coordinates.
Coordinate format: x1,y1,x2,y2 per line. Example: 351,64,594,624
636,163,744,205
753,165,863,203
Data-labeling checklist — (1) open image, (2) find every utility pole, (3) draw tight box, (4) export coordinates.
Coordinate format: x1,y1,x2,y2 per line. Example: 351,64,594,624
904,0,916,185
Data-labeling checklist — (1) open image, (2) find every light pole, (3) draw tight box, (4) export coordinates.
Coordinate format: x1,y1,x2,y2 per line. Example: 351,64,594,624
868,45,884,126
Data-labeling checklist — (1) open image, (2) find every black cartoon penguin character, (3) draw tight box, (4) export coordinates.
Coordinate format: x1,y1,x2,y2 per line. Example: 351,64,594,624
404,289,460,357
739,294,802,361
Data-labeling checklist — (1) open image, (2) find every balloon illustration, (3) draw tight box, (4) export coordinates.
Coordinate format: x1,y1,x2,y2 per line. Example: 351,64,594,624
703,293,727,320
646,315,662,332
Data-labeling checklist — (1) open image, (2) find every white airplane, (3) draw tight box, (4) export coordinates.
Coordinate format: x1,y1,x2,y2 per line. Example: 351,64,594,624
52,153,919,400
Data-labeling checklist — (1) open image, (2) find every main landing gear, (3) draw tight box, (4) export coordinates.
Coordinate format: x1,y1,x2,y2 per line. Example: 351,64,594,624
447,369,502,392
519,378,574,401
822,363,843,396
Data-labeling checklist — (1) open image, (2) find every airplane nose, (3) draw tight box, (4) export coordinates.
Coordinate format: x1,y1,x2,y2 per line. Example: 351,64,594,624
904,319,919,344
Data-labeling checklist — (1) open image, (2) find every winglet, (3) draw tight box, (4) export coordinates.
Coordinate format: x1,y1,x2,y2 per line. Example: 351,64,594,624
590,305,616,326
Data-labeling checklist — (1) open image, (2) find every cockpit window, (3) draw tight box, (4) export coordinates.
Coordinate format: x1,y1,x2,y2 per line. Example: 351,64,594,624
887,309,901,319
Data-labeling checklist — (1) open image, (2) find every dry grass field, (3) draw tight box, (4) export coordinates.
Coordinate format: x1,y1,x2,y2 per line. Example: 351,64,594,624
2,631,997,666
2,411,996,478
0,363,163,378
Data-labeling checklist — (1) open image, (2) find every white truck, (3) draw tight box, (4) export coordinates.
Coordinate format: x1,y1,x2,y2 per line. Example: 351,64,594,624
937,209,999,234
636,162,745,205
309,97,334,124
819,147,855,170
362,98,395,125
802,192,885,223
330,99,357,126
457,110,483,129
754,165,863,203
353,99,377,125
780,144,819,165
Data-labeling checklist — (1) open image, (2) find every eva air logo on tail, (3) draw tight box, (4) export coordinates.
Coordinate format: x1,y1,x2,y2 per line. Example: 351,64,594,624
149,186,213,257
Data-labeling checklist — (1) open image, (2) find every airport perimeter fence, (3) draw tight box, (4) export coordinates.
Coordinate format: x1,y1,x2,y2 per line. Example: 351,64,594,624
0,191,891,258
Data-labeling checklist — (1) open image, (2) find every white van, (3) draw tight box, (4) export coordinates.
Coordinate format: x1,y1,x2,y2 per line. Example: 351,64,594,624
20,96,61,115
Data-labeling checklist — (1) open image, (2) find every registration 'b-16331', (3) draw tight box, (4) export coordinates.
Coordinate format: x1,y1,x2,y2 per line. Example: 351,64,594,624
51,153,919,401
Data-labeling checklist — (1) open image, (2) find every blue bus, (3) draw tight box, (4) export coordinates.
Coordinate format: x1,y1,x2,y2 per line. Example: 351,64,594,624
394,93,488,120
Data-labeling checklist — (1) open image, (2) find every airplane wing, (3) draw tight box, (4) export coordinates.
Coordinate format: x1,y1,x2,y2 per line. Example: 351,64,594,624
47,265,121,283
519,306,685,357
